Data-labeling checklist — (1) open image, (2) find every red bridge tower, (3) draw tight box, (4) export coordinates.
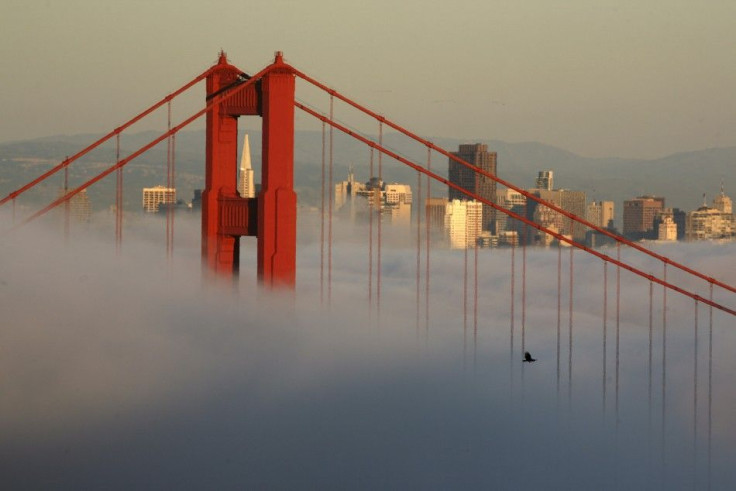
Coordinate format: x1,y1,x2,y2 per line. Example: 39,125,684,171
202,52,296,287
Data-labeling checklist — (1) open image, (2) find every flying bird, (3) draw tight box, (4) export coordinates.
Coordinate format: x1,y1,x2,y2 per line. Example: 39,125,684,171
523,351,536,363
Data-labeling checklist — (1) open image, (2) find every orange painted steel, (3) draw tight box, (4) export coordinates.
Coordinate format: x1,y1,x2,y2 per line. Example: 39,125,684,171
0,66,215,208
256,53,297,287
11,62,271,230
295,100,736,317
293,70,736,297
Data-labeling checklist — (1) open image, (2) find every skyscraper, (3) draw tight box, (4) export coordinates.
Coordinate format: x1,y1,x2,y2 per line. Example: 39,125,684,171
535,170,554,191
527,188,587,242
238,133,255,198
623,196,665,240
444,199,483,249
586,201,614,229
448,144,496,232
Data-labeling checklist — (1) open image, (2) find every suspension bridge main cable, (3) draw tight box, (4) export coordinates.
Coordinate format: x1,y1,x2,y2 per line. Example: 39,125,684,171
1,66,216,208
292,69,736,299
10,64,271,230
294,100,736,318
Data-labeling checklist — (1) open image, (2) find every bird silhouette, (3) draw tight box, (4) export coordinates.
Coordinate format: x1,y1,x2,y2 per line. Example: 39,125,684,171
523,351,536,363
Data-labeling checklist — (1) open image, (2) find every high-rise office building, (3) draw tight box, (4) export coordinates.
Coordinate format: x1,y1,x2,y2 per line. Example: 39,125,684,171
238,133,255,198
425,197,449,232
535,170,554,191
586,201,614,229
448,143,497,232
495,188,527,233
623,196,665,240
527,188,587,242
143,185,176,213
445,199,483,249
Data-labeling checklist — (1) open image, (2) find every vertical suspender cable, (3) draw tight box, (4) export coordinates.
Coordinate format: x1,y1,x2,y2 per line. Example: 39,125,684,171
510,238,516,392
603,261,608,417
368,148,374,312
473,240,479,370
63,162,70,242
425,148,431,337
557,240,562,403
662,263,668,477
522,213,527,364
521,207,527,393
166,102,173,262
616,243,621,429
170,133,176,259
115,133,122,255
649,279,654,472
377,122,383,321
463,243,468,369
328,96,334,305
660,263,667,483
693,299,699,488
707,283,713,491
320,121,326,304
568,220,574,408
416,169,422,336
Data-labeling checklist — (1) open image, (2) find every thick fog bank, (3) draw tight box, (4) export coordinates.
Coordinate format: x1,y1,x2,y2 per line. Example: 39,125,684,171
1,214,735,489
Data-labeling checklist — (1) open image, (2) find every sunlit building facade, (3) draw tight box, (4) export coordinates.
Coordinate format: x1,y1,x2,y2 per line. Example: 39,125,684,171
448,144,497,232
143,185,176,213
445,199,482,249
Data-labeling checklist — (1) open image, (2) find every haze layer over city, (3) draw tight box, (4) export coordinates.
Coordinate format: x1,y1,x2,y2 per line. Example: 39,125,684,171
2,1,736,489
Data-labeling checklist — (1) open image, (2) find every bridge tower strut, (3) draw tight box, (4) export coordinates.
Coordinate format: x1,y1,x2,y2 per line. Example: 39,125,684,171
202,51,296,287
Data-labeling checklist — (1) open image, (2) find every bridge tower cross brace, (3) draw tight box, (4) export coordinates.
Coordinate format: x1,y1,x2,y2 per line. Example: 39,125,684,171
202,51,296,287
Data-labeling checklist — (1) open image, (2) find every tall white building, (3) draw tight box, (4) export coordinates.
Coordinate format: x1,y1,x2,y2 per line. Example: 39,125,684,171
657,215,677,241
238,133,255,198
445,199,482,249
142,185,176,213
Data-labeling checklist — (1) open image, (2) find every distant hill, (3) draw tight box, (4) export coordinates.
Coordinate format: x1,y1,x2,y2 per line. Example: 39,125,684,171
2,130,735,224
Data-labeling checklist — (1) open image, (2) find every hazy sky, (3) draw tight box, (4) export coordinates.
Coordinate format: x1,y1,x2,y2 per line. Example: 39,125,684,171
1,0,735,158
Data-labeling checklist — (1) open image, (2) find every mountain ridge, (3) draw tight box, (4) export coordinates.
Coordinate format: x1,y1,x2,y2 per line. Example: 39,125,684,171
2,130,734,217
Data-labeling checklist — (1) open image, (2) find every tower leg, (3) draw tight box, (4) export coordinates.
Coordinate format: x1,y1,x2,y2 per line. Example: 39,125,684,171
258,58,296,288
